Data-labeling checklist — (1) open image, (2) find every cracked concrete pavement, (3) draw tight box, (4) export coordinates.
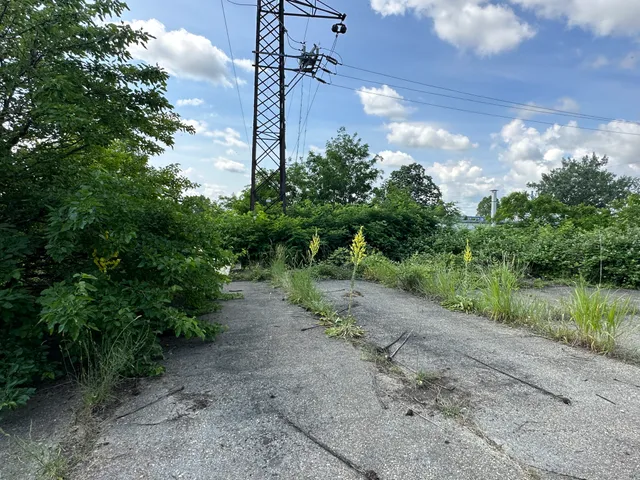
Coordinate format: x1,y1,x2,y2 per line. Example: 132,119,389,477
319,280,640,480
2,280,639,479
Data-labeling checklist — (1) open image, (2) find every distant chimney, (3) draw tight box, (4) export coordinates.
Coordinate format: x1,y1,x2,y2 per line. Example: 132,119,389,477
490,189,498,226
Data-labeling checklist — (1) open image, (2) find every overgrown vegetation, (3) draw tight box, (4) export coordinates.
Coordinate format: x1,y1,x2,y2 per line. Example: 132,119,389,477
361,250,636,355
1,1,232,410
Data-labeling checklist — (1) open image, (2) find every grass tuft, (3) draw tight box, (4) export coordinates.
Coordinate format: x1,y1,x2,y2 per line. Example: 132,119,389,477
0,427,68,480
563,283,635,353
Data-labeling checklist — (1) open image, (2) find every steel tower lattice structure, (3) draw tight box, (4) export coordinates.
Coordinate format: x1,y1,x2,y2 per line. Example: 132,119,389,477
249,0,346,212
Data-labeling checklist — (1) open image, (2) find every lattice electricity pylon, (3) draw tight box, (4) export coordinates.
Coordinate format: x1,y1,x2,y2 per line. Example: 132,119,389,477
250,0,346,212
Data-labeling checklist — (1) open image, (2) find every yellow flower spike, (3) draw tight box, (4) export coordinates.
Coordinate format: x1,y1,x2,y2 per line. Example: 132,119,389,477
309,228,320,265
464,239,473,265
350,226,367,267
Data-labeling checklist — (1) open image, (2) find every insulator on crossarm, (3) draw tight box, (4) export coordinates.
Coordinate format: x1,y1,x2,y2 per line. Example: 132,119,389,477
331,23,347,34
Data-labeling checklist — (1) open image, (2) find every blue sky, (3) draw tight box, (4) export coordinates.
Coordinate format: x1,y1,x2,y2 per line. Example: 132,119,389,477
121,0,640,213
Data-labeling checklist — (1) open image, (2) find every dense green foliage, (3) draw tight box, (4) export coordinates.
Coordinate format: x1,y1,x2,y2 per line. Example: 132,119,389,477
476,195,499,218
1,1,231,410
220,188,446,263
287,127,382,204
381,163,442,207
528,154,639,207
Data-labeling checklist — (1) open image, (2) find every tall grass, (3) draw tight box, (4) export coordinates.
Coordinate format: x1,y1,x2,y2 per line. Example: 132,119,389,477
478,261,522,323
564,283,635,353
269,247,363,338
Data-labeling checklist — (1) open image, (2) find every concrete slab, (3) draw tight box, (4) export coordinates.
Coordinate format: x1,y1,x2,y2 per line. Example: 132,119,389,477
319,280,640,480
74,282,525,480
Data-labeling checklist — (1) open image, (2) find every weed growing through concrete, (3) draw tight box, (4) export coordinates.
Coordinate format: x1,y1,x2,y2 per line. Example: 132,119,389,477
270,238,365,339
564,282,635,353
414,370,442,389
348,226,367,316
0,427,68,480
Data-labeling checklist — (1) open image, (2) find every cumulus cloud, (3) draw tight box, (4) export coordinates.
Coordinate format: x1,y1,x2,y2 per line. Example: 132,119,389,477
183,119,210,134
511,0,640,37
370,0,535,55
233,58,254,72
211,127,249,148
514,97,580,119
185,183,228,200
386,122,477,150
357,85,410,119
495,118,640,190
425,158,499,212
214,158,246,173
177,98,204,107
126,19,246,86
377,150,416,166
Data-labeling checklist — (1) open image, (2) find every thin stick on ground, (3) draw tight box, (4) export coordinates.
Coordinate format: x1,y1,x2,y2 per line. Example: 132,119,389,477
382,331,408,352
371,373,388,410
270,406,378,479
463,354,571,405
389,331,413,360
595,393,616,405
114,386,185,420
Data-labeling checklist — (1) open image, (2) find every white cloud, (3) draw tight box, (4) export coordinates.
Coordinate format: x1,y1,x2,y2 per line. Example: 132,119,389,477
587,54,609,69
377,150,416,166
425,158,499,212
386,122,477,150
185,183,228,200
370,0,535,56
357,85,410,119
555,97,580,112
515,97,580,119
495,118,640,190
620,52,638,70
183,119,210,134
233,58,254,72
511,0,640,37
211,128,249,148
126,19,245,86
214,158,246,173
226,148,238,156
176,98,204,107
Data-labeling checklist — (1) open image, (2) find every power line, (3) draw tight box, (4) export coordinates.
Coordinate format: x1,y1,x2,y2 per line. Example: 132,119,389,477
340,63,640,127
220,0,251,144
326,82,640,137
225,0,256,6
337,72,626,125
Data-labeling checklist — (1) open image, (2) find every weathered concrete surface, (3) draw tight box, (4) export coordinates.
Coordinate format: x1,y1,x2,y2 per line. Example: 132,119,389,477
74,282,525,480
319,280,640,480
0,383,78,479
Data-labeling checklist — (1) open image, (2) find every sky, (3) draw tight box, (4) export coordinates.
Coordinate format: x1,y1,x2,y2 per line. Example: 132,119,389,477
119,0,640,214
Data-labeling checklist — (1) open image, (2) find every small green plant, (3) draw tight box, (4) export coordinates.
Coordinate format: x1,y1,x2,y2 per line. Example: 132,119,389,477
361,253,398,286
308,229,321,265
348,227,367,315
414,369,442,388
564,283,634,353
0,427,68,480
325,315,365,339
478,260,522,322
78,323,152,412
270,245,288,286
435,392,467,419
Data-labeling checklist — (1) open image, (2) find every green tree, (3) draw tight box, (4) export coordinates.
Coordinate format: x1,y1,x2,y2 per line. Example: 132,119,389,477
497,192,530,221
291,128,382,204
381,163,442,207
477,196,499,218
527,153,639,207
0,0,229,410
